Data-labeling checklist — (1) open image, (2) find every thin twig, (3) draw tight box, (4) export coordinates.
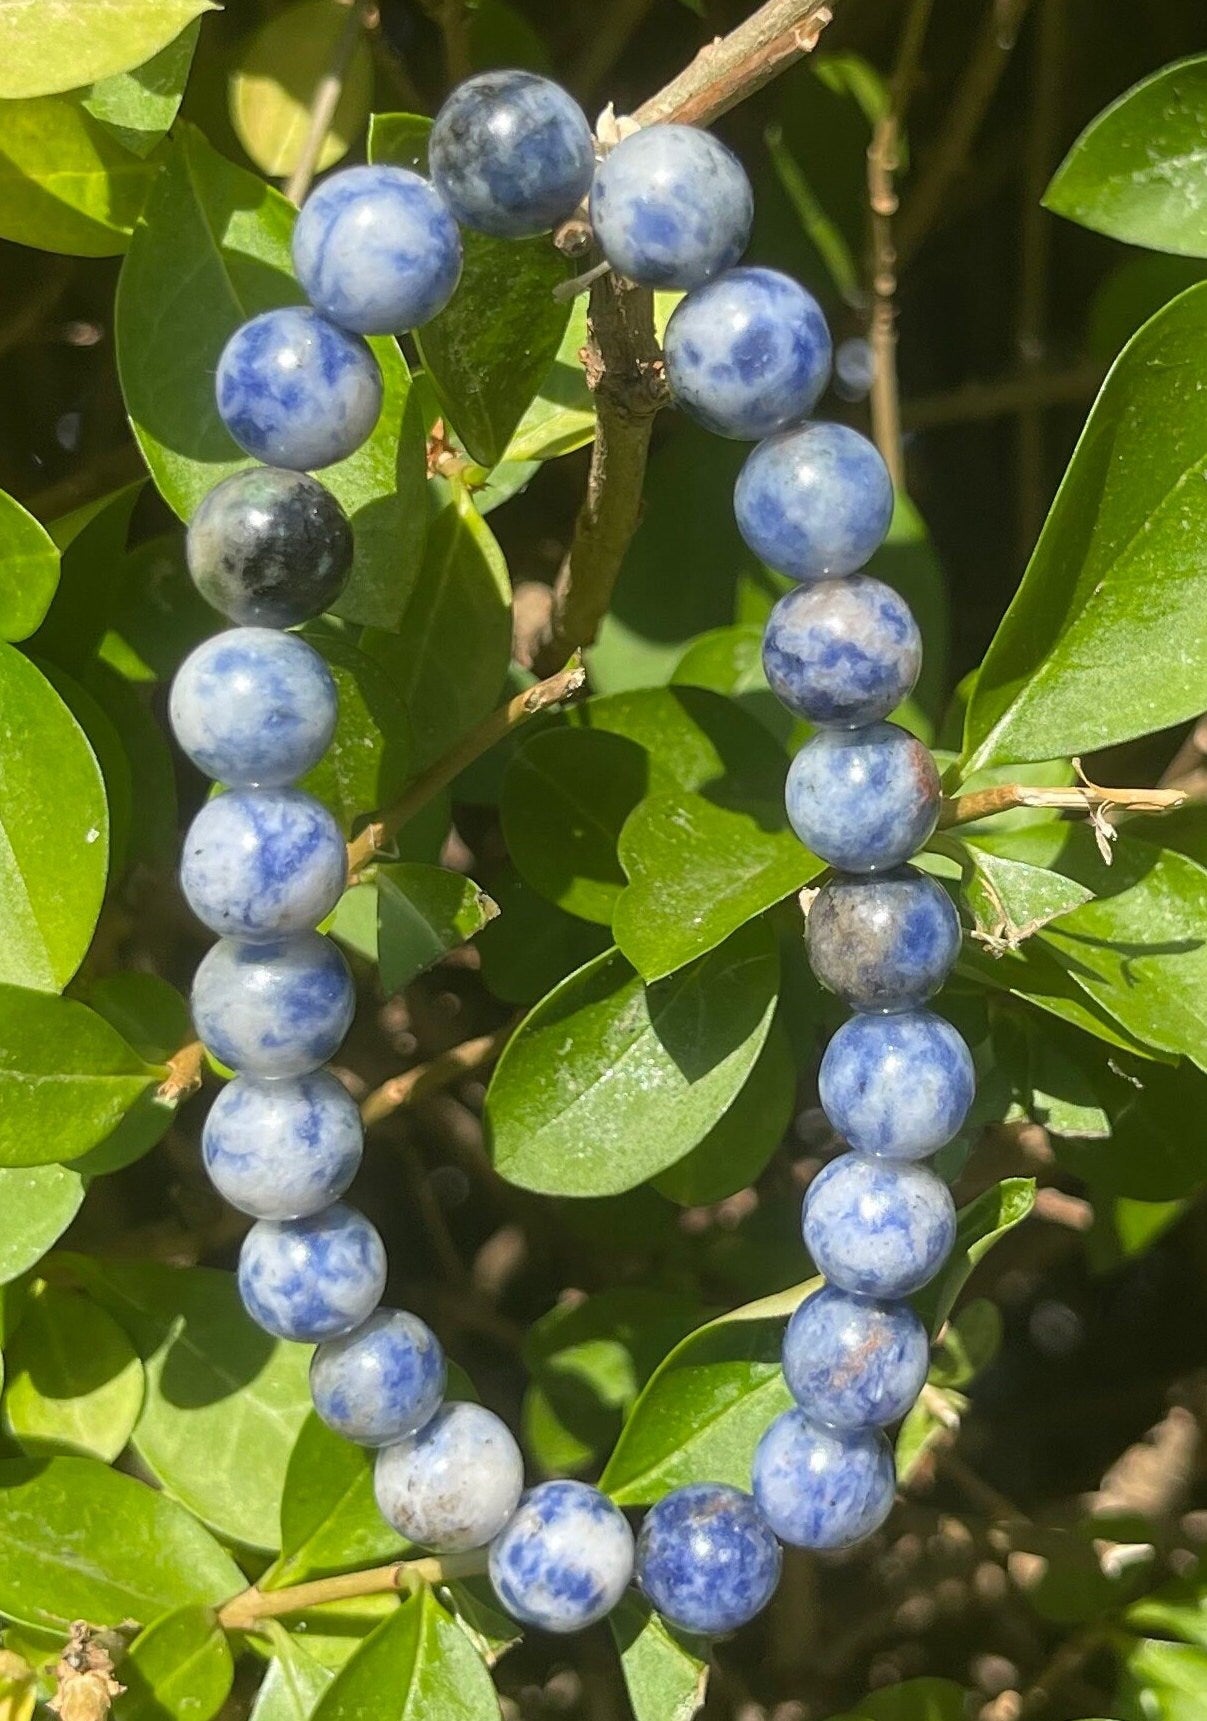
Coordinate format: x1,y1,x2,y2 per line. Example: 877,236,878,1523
633,0,835,129
903,361,1104,430
940,779,1187,829
418,0,471,86
284,0,366,207
360,1024,516,1127
218,1550,489,1632
157,1040,206,1105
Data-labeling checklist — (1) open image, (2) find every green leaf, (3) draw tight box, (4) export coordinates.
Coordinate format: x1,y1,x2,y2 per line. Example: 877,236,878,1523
230,1,373,178
250,1634,334,1721
610,1595,708,1721
39,659,133,886
913,1177,1036,1334
503,296,595,463
0,988,159,1167
0,644,108,991
2,1284,143,1461
75,1259,313,1552
1118,1637,1207,1721
81,19,200,157
311,1587,501,1721
0,94,156,254
297,630,411,830
116,1605,233,1721
831,1678,971,1721
614,789,820,980
0,1165,85,1284
0,1454,242,1633
894,1389,962,1488
486,921,780,1197
1127,1574,1207,1650
653,1019,796,1205
1056,1059,1207,1201
963,281,1207,769
116,124,427,630
1044,56,1207,257
672,623,795,744
375,864,497,994
599,1280,807,1505
365,113,432,173
362,479,511,772
476,866,610,1005
0,2,215,99
275,1414,406,1586
959,825,1094,944
569,685,787,798
0,494,58,642
927,1299,1003,1389
501,728,650,924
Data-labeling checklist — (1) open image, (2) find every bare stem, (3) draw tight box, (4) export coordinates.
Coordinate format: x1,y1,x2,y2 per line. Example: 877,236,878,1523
284,0,366,207
360,1024,516,1127
633,0,835,129
940,780,1187,829
218,1550,489,1632
157,1040,205,1105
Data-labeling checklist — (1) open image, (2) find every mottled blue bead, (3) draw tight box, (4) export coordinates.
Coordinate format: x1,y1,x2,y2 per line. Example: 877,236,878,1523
785,723,941,874
374,1402,524,1552
590,125,753,291
763,576,921,727
215,307,383,471
170,628,337,788
806,867,962,1012
293,165,463,335
734,422,893,580
429,71,595,239
180,788,347,942
187,468,353,628
238,1202,387,1343
191,933,355,1077
635,1483,781,1637
489,1480,634,1634
752,1410,895,1550
802,1152,956,1298
311,1309,446,1447
664,268,831,439
818,1009,976,1159
781,1286,929,1430
202,1070,362,1220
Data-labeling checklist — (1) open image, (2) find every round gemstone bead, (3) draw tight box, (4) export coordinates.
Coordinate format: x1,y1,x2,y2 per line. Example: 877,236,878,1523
806,867,962,1012
734,422,894,580
429,71,595,238
179,788,347,942
169,628,337,788
785,722,941,874
781,1286,929,1430
374,1402,525,1552
292,165,463,335
310,1309,446,1447
202,1070,363,1220
186,468,353,628
191,933,355,1077
802,1152,956,1298
489,1480,635,1634
752,1409,895,1549
589,125,753,291
238,1202,387,1343
818,1009,976,1159
215,306,383,471
663,267,832,439
635,1482,781,1637
762,576,921,727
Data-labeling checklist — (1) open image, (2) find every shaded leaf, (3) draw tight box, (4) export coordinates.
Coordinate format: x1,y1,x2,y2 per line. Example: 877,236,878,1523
913,1178,1036,1335
831,1678,971,1721
298,630,411,830
611,1595,708,1721
0,494,58,642
116,1605,233,1721
231,2,373,178
0,1166,85,1285
275,1413,406,1586
476,866,610,1005
82,20,200,156
654,1019,796,1205
2,1284,143,1461
375,864,497,994
0,94,155,254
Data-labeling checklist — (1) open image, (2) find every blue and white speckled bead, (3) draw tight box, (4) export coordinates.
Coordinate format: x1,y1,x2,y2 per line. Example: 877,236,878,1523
590,125,753,291
191,933,355,1077
802,1152,956,1298
806,867,962,1013
734,422,894,580
310,1308,446,1447
752,1410,895,1549
201,1070,362,1220
785,722,942,874
293,165,463,335
429,71,595,239
374,1401,525,1552
238,1202,387,1343
489,1480,635,1634
664,267,832,439
635,1482,781,1637
215,306,383,471
763,576,921,727
781,1286,929,1430
169,628,337,788
180,788,347,942
819,1009,976,1159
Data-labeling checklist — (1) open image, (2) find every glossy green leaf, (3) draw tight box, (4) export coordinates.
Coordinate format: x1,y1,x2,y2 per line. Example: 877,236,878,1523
38,659,133,885
1056,1059,1207,1201
230,1,373,178
611,1595,708,1721
913,1177,1036,1334
654,1019,796,1205
298,630,411,830
275,1414,406,1586
250,1633,334,1721
0,1455,242,1633
895,1387,963,1487
116,124,427,630
672,623,795,743
476,866,610,1005
0,95,156,254
311,1587,501,1721
375,864,497,994
503,296,594,463
487,921,780,1197
927,1299,1003,1390
2,1284,143,1461
569,685,787,798
116,1605,233,1721
1045,56,1207,257
362,479,511,772
0,988,159,1167
365,113,431,173
0,644,108,991
0,495,58,642
959,826,1093,945
831,1678,971,1721
0,1165,85,1283
75,1259,313,1552
70,973,186,1176
81,20,200,156
964,281,1207,769
1118,1637,1207,1721
0,2,214,99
